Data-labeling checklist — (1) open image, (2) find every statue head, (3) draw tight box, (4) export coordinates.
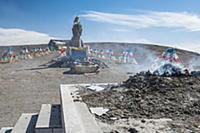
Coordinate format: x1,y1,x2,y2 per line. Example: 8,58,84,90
73,16,80,24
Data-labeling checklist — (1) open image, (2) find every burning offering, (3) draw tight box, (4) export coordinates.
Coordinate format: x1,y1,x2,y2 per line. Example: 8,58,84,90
152,48,186,76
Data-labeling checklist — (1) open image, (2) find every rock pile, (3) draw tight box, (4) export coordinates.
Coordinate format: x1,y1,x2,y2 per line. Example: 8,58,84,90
123,71,198,90
81,72,200,131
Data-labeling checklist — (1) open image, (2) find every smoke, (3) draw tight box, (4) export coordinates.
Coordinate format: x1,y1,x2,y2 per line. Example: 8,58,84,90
103,46,158,74
188,56,200,71
90,43,200,75
131,47,157,73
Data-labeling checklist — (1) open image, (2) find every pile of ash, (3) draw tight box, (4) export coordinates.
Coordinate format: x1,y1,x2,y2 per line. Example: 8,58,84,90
81,72,200,131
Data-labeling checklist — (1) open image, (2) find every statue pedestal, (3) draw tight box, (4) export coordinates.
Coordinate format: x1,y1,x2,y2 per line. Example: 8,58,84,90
71,37,83,48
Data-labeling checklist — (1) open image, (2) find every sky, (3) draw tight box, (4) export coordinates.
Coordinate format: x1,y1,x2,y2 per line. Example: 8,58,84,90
0,0,200,52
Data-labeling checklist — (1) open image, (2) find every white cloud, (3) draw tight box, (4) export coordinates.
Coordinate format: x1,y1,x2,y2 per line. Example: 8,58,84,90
0,28,52,46
112,28,131,32
81,11,200,32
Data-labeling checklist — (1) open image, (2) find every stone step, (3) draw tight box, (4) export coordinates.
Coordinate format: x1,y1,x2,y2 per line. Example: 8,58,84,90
11,113,38,133
60,84,102,133
0,127,13,133
35,104,63,133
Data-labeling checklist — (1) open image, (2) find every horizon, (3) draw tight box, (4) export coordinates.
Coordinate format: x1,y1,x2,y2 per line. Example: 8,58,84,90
0,0,200,52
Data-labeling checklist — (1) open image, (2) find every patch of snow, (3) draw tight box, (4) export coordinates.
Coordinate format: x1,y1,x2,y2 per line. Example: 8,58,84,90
0,27,53,46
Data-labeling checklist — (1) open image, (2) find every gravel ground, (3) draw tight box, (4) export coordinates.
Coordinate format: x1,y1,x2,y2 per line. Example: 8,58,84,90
0,53,128,128
81,72,200,132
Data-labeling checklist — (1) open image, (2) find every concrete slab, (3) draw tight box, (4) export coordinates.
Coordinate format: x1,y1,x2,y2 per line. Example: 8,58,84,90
74,102,102,133
36,104,51,129
0,127,12,133
11,113,38,133
62,83,119,88
60,85,83,133
60,84,102,133
35,104,62,133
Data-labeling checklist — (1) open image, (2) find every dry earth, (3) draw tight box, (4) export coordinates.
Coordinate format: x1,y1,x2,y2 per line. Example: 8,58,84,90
0,52,128,128
0,43,200,131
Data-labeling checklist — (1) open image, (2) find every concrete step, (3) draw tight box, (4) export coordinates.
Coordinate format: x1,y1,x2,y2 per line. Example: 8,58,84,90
11,113,38,133
60,84,102,133
0,127,13,133
35,104,63,133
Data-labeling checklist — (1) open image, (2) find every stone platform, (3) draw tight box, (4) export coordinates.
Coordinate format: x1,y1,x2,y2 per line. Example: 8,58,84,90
0,83,117,133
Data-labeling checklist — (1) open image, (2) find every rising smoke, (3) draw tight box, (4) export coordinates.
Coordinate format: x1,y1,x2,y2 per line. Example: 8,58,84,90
188,56,200,71
98,46,158,74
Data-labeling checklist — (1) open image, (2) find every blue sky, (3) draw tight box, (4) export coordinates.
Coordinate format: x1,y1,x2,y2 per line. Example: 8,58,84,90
0,0,200,51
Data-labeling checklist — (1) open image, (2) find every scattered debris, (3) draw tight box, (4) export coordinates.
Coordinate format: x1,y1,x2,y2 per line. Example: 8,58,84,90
81,71,200,132
87,85,105,92
97,118,174,133
0,47,17,63
90,107,109,116
90,48,139,64
0,47,51,64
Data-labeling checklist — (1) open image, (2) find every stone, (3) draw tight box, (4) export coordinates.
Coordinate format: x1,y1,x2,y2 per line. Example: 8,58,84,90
128,128,138,133
70,16,84,48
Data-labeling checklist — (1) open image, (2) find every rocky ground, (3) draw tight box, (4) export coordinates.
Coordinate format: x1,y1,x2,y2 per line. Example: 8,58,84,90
81,72,200,132
0,52,128,128
1,43,200,132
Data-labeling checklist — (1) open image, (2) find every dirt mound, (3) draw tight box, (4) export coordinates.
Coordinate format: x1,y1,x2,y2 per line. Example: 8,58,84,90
81,72,200,131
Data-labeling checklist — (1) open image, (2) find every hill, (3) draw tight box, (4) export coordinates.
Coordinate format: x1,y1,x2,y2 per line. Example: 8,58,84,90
0,42,199,67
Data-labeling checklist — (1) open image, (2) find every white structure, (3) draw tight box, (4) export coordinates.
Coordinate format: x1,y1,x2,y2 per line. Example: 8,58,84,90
0,83,117,133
